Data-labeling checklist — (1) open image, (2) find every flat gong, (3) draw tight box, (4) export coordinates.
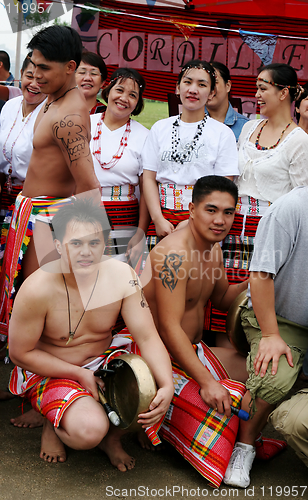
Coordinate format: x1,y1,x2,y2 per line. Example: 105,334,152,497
104,354,157,431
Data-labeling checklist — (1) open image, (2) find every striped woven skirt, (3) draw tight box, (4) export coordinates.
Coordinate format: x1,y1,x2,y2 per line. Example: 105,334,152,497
0,182,23,226
0,193,71,340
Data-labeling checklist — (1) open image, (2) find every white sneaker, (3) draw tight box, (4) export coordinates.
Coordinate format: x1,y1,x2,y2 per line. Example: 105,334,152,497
223,442,256,488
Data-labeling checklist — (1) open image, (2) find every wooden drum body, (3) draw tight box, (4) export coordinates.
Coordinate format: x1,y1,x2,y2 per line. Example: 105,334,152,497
226,290,250,357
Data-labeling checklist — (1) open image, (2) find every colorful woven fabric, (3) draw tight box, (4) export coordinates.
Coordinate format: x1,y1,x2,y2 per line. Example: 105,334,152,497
8,329,162,445
102,197,139,229
160,342,246,488
146,207,190,251
0,193,71,339
0,183,23,225
255,434,287,460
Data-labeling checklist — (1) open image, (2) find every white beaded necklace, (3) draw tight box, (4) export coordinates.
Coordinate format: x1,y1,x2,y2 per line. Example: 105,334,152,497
2,100,34,193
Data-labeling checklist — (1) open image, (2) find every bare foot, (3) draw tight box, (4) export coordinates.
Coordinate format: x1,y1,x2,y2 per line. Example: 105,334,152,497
10,409,44,428
137,429,164,451
0,389,14,401
40,419,66,463
98,433,135,472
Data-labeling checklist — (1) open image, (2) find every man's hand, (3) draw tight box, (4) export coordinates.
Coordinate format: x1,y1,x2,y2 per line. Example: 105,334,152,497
154,218,174,239
200,380,232,418
254,333,293,377
137,386,174,427
77,368,105,401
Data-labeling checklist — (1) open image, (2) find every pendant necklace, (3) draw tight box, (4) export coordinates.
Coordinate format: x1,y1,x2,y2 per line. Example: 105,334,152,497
171,114,207,171
62,270,99,345
92,111,131,169
43,86,78,113
255,119,293,151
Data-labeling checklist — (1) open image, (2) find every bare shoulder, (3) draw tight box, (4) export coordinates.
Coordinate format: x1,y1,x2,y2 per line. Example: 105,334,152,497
100,257,139,288
151,230,189,267
211,242,223,265
13,267,58,307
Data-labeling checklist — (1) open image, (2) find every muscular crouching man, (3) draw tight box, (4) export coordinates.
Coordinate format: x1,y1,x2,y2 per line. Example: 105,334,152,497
8,198,174,467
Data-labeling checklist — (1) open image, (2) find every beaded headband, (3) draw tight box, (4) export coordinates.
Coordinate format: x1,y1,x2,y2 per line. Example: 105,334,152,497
256,77,304,100
256,77,297,90
109,74,143,88
180,64,215,78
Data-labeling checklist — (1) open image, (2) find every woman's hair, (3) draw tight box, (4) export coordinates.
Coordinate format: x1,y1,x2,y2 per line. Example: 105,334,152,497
21,52,33,73
102,67,145,116
80,50,107,83
211,61,231,84
177,59,216,91
295,82,308,122
258,63,299,102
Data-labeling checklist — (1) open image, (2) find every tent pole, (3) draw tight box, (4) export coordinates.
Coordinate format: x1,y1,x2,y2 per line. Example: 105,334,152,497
15,0,23,86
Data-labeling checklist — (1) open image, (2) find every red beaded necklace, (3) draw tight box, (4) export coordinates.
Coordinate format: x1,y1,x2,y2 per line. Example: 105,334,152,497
92,111,131,169
255,119,293,151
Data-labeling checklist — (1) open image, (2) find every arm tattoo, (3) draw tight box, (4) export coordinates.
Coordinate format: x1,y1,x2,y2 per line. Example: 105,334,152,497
129,279,149,308
159,253,183,292
52,114,90,163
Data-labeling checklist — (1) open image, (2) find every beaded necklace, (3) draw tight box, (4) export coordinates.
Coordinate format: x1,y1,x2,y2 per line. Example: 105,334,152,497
255,119,293,151
171,114,207,165
92,111,131,170
2,100,34,193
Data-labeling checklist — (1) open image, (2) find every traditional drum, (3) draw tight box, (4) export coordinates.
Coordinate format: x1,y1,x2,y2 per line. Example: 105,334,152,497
226,290,250,357
95,353,157,431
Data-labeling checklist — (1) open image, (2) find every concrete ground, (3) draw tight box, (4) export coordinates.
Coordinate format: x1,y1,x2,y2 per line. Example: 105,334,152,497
0,361,307,500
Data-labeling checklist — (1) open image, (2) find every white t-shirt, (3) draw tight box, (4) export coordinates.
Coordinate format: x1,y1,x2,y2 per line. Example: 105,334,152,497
0,95,45,182
142,114,239,185
237,119,308,203
90,116,149,188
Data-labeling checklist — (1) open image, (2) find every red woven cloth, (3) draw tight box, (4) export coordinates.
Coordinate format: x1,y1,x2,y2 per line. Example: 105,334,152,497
160,342,246,488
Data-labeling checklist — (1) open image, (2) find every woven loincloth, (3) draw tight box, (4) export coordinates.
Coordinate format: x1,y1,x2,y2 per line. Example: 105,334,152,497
160,341,246,488
8,329,162,446
0,193,71,339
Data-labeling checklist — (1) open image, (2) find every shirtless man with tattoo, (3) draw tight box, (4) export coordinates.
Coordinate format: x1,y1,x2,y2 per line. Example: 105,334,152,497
8,198,174,466
143,175,248,416
22,25,101,277
2,26,100,428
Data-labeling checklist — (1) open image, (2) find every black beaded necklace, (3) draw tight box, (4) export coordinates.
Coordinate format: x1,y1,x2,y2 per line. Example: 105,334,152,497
171,114,207,165
62,270,99,345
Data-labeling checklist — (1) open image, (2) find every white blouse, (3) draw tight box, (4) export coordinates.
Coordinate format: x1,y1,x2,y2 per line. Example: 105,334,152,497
0,95,45,183
237,119,308,203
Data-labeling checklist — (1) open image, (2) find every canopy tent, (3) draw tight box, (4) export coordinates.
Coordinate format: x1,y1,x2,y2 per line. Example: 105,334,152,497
71,0,308,117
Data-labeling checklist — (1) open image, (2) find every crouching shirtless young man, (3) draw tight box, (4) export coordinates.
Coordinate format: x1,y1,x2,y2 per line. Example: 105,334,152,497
8,198,174,469
141,176,248,485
